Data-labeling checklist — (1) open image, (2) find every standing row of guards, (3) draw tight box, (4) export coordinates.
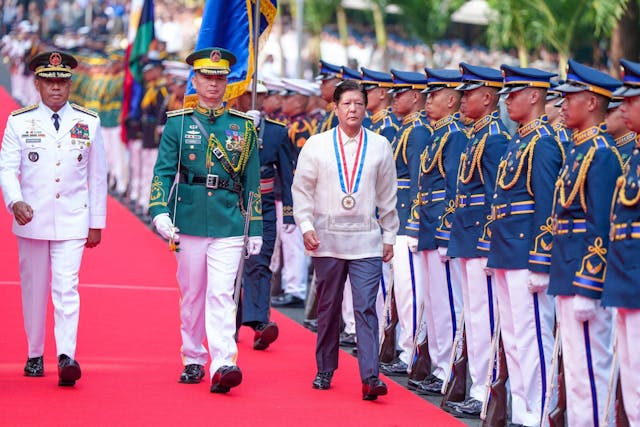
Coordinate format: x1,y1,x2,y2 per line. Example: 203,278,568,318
1,45,639,426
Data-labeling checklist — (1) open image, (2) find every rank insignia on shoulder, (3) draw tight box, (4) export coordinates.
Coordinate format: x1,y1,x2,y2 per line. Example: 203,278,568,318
228,109,253,120
167,108,194,118
10,104,38,116
71,103,98,117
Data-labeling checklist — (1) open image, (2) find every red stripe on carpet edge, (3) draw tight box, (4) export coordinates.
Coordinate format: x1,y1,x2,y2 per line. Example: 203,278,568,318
0,84,463,426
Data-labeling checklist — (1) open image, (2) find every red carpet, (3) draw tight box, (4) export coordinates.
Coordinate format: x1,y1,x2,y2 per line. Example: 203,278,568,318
0,86,463,426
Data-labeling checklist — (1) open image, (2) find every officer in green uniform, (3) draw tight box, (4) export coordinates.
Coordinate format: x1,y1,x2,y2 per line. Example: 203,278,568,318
149,47,263,394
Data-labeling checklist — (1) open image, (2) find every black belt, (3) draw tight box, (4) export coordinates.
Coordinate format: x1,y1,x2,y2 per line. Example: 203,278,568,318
179,171,242,193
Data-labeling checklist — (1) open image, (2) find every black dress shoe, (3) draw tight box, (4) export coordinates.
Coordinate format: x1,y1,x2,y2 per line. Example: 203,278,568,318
379,358,408,376
24,356,44,377
312,371,334,390
210,365,242,393
271,293,305,308
412,377,443,396
57,354,81,387
179,364,205,384
339,332,356,347
253,322,279,350
362,376,388,400
303,318,318,332
452,398,482,419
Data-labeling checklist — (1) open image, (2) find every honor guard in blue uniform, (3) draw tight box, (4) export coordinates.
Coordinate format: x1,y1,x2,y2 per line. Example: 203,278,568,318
379,70,432,376
487,65,565,426
360,67,400,142
316,60,342,134
405,68,467,395
602,58,640,427
445,63,510,418
149,48,262,394
234,82,295,350
271,78,314,308
549,59,623,426
606,95,636,166
546,81,573,150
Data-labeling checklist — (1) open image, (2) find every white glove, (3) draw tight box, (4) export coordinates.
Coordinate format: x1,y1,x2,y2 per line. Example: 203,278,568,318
282,223,296,233
573,294,600,322
407,236,419,253
246,109,261,127
248,236,263,255
437,246,450,263
153,213,179,242
527,272,550,294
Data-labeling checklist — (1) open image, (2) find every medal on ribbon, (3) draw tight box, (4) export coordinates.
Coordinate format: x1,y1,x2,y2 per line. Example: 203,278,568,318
333,127,367,210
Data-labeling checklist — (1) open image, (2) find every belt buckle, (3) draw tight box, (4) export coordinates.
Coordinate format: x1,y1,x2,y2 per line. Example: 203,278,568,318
206,174,219,189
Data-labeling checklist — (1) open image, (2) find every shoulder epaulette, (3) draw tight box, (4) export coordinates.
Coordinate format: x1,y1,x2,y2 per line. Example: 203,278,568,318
447,121,462,133
266,117,287,127
166,107,194,118
10,104,38,116
71,103,98,117
229,109,253,120
536,126,552,138
592,135,609,150
488,121,500,136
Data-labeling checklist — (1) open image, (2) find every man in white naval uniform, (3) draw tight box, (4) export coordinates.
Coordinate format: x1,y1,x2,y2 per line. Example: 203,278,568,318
0,50,107,387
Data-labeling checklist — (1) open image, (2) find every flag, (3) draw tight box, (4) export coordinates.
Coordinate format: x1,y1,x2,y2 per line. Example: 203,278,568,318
189,0,278,100
129,0,155,83
121,0,154,142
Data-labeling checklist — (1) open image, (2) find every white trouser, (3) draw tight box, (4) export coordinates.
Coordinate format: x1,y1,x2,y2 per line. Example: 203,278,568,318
413,248,463,380
17,237,86,359
455,256,497,402
616,308,640,427
557,295,614,427
102,126,128,193
342,277,355,334
128,139,143,202
138,147,159,212
275,199,308,299
391,235,424,365
494,268,555,426
176,234,243,377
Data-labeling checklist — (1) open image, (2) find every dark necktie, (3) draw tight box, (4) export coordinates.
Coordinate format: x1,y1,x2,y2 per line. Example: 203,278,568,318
52,113,60,131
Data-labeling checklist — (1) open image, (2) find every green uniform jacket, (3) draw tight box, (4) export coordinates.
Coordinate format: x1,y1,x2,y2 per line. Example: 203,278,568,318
149,107,263,238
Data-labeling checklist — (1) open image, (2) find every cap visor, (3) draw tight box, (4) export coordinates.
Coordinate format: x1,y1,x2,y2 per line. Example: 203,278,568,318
456,82,483,91
422,86,444,94
608,101,622,110
554,98,565,107
497,85,527,95
554,82,585,93
613,86,640,98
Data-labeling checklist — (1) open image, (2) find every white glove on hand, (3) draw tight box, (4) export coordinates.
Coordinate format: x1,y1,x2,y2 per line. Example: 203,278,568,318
527,272,550,294
437,246,450,263
248,236,263,255
407,236,419,253
246,110,261,127
282,223,296,233
573,294,600,322
153,213,179,242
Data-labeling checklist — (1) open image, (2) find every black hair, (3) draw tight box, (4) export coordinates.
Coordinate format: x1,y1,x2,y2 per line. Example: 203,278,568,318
333,79,368,107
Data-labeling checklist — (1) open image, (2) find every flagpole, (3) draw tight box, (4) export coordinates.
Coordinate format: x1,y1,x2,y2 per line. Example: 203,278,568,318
251,0,261,110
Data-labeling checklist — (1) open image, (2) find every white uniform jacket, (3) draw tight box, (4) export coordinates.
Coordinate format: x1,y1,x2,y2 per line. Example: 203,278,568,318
0,102,107,240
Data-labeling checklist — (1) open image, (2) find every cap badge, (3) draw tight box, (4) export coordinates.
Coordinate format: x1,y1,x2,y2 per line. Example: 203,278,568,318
49,52,62,67
210,50,222,63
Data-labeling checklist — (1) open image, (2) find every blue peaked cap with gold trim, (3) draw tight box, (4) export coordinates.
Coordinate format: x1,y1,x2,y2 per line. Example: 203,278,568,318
498,64,557,94
340,66,361,81
316,60,342,81
422,68,462,93
613,59,640,97
457,62,502,91
389,69,427,94
555,59,620,99
360,67,394,90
